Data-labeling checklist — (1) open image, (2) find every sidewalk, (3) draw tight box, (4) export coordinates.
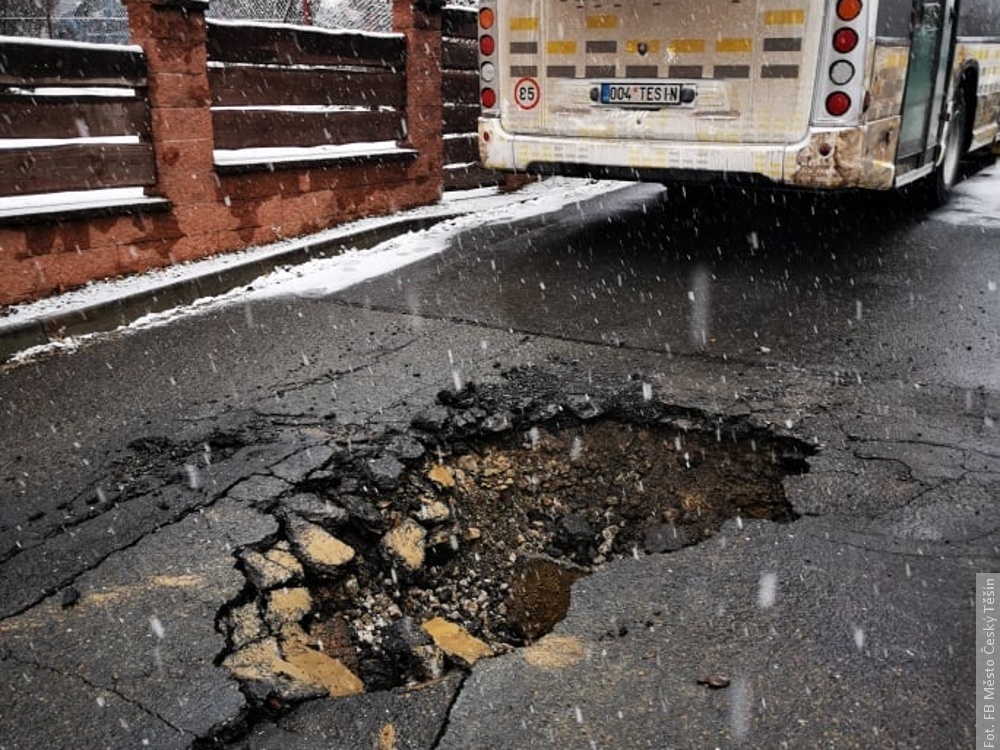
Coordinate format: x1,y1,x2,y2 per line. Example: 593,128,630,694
0,179,626,364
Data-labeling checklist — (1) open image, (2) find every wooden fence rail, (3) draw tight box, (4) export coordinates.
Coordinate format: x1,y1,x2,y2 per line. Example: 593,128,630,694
0,37,155,197
207,20,409,152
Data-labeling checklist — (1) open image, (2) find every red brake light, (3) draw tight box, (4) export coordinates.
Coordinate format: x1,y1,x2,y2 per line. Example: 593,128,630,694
481,88,497,108
833,27,859,54
480,35,496,56
826,92,852,117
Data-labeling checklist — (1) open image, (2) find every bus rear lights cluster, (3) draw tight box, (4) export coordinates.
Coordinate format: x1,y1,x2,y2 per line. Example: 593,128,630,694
825,0,862,117
479,6,497,111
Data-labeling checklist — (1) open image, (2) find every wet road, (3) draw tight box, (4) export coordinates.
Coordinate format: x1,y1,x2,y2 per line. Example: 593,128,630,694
0,165,997,749
338,171,999,390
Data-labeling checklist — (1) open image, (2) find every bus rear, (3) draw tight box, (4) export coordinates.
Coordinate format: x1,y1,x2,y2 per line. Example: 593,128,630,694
477,0,895,190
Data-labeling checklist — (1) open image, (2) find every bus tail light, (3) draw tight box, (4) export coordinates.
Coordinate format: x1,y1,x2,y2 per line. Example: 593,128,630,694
826,92,852,117
480,34,496,56
833,27,859,53
481,88,497,109
829,60,855,85
836,0,863,21
479,7,495,29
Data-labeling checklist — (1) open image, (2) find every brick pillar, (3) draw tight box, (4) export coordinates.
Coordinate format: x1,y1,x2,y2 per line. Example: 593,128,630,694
125,0,216,206
393,0,444,202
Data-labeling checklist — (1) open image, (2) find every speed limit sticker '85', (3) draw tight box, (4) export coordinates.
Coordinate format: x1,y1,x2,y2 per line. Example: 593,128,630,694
514,77,541,110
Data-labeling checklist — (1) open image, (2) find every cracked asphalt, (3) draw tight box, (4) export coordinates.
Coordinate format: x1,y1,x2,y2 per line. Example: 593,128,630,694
0,171,998,749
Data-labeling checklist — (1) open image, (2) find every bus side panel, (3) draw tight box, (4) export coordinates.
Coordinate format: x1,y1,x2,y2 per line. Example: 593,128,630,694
867,45,910,122
953,0,1000,152
863,44,910,186
954,41,1000,152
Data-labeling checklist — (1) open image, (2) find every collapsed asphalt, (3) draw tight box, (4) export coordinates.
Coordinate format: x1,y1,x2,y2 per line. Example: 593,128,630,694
206,376,813,725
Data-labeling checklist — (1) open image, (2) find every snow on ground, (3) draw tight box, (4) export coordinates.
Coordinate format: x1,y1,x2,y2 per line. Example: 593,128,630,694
932,161,1000,229
2,178,629,362
4,161,997,365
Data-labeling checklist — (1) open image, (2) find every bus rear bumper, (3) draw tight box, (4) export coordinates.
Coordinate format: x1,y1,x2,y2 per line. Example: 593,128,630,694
478,118,897,190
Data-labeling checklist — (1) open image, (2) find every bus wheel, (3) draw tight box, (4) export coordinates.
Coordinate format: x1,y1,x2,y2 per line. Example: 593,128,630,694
924,87,968,208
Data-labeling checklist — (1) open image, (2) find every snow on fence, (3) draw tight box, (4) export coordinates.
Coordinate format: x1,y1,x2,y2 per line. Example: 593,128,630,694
0,37,156,196
207,19,408,153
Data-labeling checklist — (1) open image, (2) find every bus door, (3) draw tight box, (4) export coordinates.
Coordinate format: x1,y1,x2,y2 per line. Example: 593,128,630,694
897,0,956,164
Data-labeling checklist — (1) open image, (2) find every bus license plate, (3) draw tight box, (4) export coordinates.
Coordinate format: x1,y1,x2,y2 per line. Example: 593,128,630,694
600,82,683,107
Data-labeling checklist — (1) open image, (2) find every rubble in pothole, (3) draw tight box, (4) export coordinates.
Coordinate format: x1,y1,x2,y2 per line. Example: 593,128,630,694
215,381,813,707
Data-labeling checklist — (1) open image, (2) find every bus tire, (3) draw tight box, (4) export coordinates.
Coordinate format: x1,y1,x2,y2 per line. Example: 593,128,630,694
924,86,969,208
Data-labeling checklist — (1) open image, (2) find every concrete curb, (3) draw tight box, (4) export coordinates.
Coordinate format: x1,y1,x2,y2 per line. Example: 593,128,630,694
0,213,457,363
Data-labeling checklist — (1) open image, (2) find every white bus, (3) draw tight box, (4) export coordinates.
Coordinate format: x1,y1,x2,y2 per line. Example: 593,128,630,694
476,0,1000,204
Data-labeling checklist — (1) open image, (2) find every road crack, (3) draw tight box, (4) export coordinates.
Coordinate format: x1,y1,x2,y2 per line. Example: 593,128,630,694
429,673,467,750
0,650,193,739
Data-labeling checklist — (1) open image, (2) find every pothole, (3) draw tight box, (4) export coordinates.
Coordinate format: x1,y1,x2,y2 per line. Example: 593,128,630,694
215,384,813,713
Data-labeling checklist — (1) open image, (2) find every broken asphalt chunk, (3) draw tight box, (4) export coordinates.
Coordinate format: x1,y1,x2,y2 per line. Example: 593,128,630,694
386,434,426,462
287,516,356,576
227,474,292,509
427,464,456,489
339,494,386,532
278,492,349,528
643,523,702,554
365,454,406,491
422,617,493,668
383,616,444,682
271,445,335,484
382,518,426,572
239,546,303,590
412,405,450,432
223,637,363,703
226,601,269,651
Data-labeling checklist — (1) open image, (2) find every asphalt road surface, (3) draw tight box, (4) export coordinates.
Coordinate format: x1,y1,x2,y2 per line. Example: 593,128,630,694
0,167,997,749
